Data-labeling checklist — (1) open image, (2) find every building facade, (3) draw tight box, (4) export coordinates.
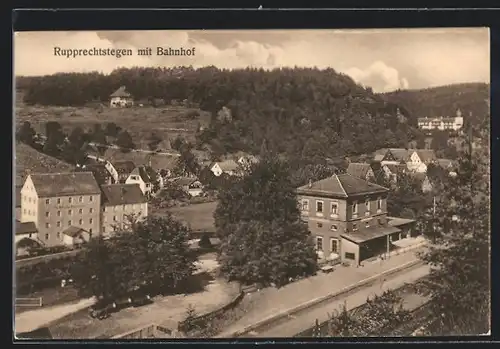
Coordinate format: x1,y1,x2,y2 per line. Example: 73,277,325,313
296,174,416,266
110,86,134,108
100,184,148,237
417,109,464,131
20,172,101,247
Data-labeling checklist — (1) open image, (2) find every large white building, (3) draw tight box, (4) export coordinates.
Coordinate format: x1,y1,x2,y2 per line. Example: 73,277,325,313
417,109,464,131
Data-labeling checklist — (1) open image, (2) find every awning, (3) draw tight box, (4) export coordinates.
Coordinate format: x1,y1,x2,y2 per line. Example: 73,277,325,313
341,226,401,244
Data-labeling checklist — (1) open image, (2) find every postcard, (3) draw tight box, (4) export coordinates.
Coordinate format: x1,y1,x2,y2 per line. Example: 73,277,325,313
13,28,490,340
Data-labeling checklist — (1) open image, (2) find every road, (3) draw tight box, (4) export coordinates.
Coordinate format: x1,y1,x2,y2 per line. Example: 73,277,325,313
15,297,96,334
238,263,430,338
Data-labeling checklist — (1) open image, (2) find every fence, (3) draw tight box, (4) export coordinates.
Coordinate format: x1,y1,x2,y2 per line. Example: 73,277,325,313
15,297,43,307
111,323,182,339
177,290,245,334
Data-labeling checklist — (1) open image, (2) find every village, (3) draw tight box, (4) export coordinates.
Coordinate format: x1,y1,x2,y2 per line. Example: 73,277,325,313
13,24,490,340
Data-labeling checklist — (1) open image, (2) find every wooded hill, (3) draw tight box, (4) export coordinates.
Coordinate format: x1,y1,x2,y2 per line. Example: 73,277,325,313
16,67,417,163
15,69,489,165
380,82,490,126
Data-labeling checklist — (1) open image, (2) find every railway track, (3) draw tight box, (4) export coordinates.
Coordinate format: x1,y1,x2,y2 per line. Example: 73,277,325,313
228,260,428,338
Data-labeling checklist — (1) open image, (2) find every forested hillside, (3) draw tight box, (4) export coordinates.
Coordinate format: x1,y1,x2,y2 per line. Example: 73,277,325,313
380,83,490,126
16,67,418,165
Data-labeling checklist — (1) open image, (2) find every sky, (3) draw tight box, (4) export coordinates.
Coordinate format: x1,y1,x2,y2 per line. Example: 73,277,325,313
14,28,489,93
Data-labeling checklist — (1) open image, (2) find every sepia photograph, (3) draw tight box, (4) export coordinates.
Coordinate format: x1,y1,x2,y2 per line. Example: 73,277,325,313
13,28,490,340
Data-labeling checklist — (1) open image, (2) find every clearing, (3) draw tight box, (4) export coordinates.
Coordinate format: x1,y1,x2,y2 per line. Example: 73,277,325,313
164,201,217,233
15,104,212,146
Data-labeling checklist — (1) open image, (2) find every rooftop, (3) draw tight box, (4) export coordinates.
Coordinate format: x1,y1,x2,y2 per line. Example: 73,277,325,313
296,174,388,199
215,160,240,172
387,217,416,227
63,226,88,238
112,160,136,175
16,221,37,235
110,86,132,98
29,172,101,198
101,183,147,206
346,163,372,179
130,165,158,183
341,226,401,244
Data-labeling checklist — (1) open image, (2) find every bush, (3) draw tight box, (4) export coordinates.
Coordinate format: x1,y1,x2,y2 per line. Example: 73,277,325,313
198,234,213,249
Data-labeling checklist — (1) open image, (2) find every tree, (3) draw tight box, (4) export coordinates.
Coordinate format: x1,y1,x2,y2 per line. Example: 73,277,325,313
171,135,185,151
68,126,85,149
91,124,108,156
70,236,119,302
71,215,198,302
215,155,317,287
43,121,65,155
174,144,200,177
147,132,163,151
115,130,135,152
105,122,122,137
416,125,490,335
16,121,36,146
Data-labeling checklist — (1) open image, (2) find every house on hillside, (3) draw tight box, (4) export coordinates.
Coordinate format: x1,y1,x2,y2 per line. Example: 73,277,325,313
417,109,464,131
210,160,240,177
20,172,101,247
380,148,411,166
296,174,416,266
77,163,115,185
62,226,90,247
110,86,134,108
125,165,163,197
100,183,148,237
173,177,204,197
109,160,136,183
346,163,375,182
406,150,437,173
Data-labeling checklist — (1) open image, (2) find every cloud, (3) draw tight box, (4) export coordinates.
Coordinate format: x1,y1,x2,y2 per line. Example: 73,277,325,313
14,29,489,92
344,61,410,92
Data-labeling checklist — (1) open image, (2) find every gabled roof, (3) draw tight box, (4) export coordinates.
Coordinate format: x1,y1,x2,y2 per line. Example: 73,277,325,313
173,177,200,187
386,148,411,162
78,164,112,185
215,160,240,172
16,221,37,235
101,183,147,206
346,163,372,179
129,165,158,183
297,174,388,198
112,161,136,175
29,172,101,198
413,150,437,163
110,86,132,98
63,226,87,238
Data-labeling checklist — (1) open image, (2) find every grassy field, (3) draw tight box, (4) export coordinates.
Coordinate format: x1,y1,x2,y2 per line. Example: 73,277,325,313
159,201,218,233
15,103,212,146
15,143,73,186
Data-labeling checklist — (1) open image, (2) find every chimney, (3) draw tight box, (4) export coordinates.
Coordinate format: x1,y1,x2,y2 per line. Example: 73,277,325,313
308,179,313,188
